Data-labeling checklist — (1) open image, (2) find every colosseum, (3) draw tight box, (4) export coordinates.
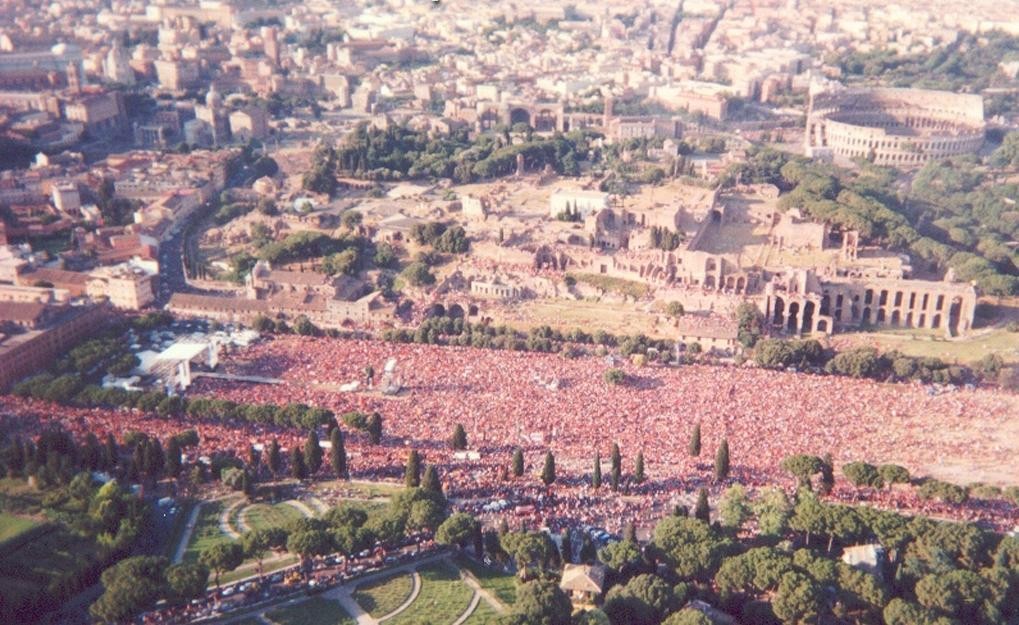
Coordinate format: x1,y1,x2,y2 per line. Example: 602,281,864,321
804,83,985,167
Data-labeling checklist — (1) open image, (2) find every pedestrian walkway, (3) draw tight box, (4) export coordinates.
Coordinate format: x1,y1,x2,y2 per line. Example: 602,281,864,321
376,571,421,621
173,502,203,564
322,552,448,625
451,591,481,625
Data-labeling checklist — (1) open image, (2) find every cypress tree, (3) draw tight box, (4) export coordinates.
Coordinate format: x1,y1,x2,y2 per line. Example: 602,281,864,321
330,428,348,479
694,487,710,522
404,449,421,487
149,438,166,479
592,451,602,489
104,433,118,468
672,504,689,517
512,448,524,477
714,438,730,482
241,471,256,501
422,464,442,495
248,444,261,471
267,439,281,478
304,431,323,475
6,438,24,476
473,522,484,557
290,446,307,480
689,423,701,457
610,442,621,475
541,451,556,486
634,451,646,483
367,412,383,445
83,433,100,471
166,437,182,478
450,424,468,450
560,529,573,564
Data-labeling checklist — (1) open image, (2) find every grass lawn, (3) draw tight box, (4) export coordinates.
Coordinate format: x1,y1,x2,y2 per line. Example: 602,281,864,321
265,597,356,625
833,327,1019,365
311,480,402,500
455,555,516,607
568,273,650,300
183,498,236,562
352,572,414,618
0,478,51,515
386,562,473,625
461,600,500,625
497,299,673,341
242,502,305,532
0,512,40,545
0,523,96,602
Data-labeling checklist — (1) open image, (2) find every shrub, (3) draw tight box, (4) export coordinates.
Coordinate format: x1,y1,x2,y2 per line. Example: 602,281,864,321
604,368,626,385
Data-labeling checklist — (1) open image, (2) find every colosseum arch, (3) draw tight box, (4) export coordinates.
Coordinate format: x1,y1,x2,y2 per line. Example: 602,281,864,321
805,86,985,168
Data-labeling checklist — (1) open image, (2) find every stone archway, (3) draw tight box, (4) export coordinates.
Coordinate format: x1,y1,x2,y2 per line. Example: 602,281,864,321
480,109,500,130
509,108,531,127
802,301,815,333
787,301,800,333
535,109,557,132
947,297,962,335
772,296,785,326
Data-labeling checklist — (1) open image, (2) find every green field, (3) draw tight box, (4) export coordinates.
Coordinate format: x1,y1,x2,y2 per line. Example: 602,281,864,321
462,600,500,625
834,327,1019,365
568,272,651,300
0,512,40,545
185,498,310,586
456,555,516,607
242,502,305,532
352,572,414,618
183,499,236,562
311,480,402,500
386,562,474,625
0,523,97,611
265,597,356,625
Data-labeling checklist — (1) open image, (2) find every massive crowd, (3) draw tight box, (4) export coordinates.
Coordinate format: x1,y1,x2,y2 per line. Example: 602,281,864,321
2,333,1017,532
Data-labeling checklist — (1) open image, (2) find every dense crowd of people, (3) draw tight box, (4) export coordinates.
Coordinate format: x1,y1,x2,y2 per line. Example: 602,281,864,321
2,333,1017,532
